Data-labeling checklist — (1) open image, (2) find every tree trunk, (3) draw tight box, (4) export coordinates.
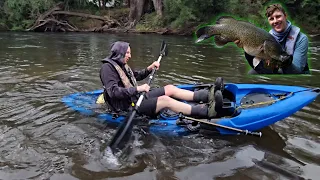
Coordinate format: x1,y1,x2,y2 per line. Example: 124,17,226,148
152,0,163,17
129,0,146,23
128,0,163,27
98,0,101,9
102,0,106,9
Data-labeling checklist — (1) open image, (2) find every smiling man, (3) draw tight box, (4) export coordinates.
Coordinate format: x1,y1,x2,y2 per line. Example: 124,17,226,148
238,4,310,74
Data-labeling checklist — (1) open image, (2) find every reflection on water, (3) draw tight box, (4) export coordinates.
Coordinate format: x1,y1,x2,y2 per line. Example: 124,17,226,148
0,32,319,179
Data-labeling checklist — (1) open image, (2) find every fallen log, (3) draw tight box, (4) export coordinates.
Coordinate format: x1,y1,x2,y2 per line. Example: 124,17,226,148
52,11,110,22
51,10,121,27
27,3,63,31
33,18,78,32
27,2,121,32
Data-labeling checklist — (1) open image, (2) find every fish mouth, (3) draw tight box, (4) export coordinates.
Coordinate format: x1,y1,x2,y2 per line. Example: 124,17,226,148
195,34,209,43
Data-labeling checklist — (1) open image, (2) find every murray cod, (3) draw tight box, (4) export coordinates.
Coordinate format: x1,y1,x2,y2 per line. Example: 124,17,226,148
195,16,292,69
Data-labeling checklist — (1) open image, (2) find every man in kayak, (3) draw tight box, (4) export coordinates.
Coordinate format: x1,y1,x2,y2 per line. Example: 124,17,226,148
99,41,224,119
235,3,309,74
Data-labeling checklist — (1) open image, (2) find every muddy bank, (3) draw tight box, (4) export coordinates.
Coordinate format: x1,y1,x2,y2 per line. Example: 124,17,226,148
23,5,198,36
99,26,197,36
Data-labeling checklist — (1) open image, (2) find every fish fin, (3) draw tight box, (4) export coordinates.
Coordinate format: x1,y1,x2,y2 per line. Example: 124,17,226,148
216,16,236,24
214,35,231,46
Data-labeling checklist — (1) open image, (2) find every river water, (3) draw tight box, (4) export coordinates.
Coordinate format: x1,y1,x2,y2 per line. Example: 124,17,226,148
0,32,319,180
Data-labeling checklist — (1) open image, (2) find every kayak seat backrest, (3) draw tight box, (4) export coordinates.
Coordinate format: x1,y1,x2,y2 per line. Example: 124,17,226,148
216,88,239,117
222,88,236,102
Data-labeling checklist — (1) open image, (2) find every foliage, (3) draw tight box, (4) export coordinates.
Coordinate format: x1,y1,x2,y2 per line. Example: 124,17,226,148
136,12,164,31
221,0,269,29
289,0,320,33
0,0,7,28
60,0,91,10
4,0,55,30
0,0,318,33
163,0,226,28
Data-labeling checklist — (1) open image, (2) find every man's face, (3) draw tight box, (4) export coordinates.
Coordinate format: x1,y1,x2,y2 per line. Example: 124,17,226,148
268,10,287,33
124,46,131,64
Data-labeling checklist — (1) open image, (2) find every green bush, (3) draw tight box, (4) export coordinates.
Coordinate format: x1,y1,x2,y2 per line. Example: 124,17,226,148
4,0,55,30
136,12,164,31
0,0,318,33
163,0,226,28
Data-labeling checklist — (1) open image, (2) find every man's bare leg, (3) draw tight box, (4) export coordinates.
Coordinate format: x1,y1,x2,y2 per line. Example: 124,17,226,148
155,95,192,114
164,85,195,101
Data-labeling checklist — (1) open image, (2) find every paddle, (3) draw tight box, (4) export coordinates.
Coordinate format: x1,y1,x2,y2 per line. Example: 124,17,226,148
178,113,262,137
108,41,168,151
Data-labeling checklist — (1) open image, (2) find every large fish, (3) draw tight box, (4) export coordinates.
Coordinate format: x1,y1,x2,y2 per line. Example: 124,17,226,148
195,16,292,70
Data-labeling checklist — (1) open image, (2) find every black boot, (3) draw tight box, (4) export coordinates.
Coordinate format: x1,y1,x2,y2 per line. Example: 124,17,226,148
208,77,224,103
214,77,224,92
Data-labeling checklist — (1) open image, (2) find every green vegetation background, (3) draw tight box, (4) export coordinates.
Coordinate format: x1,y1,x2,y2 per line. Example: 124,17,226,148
0,0,319,34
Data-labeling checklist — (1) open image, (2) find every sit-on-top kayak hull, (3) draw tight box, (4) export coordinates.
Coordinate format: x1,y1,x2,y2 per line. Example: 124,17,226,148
62,83,319,136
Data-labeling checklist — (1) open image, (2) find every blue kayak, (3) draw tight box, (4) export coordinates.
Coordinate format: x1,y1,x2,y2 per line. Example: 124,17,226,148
62,83,319,136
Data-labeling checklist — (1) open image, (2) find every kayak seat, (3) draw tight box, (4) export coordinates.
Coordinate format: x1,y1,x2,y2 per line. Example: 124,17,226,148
216,89,238,117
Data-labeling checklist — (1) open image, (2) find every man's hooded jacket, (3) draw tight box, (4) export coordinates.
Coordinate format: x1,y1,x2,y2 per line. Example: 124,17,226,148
100,41,151,111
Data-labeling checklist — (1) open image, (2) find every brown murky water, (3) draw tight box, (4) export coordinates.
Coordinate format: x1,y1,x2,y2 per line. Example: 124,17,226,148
0,32,319,180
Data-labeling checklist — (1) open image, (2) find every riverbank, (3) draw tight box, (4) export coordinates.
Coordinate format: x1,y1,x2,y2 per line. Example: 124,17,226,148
1,7,319,36
87,8,320,36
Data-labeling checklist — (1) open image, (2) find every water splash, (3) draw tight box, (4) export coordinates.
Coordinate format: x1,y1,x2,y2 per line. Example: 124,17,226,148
101,146,121,169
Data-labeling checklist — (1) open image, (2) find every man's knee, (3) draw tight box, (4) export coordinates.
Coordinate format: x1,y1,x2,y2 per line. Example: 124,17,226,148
157,95,172,104
164,84,177,96
156,95,173,111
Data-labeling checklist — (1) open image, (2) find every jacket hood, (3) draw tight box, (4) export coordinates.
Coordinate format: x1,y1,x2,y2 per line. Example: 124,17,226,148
102,41,129,65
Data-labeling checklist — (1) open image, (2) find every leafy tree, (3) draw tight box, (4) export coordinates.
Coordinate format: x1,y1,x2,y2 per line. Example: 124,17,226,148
164,0,226,28
4,0,55,30
0,0,318,33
